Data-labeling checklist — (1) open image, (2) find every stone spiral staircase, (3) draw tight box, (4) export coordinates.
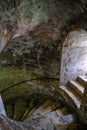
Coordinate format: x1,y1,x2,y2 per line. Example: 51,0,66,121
59,75,87,124
0,95,79,130
0,75,87,129
59,76,86,108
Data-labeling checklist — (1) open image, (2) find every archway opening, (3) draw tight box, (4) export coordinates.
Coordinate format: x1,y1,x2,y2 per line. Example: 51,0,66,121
60,30,87,85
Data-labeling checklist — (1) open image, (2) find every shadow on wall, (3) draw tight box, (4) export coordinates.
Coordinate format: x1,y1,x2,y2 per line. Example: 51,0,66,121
60,30,87,85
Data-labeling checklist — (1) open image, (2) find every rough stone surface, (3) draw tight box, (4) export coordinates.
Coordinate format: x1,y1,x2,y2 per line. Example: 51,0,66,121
60,30,87,84
0,0,87,129
0,114,40,130
0,0,87,84
0,114,82,130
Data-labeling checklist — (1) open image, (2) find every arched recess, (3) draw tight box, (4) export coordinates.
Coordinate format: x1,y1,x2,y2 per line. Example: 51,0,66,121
60,30,87,85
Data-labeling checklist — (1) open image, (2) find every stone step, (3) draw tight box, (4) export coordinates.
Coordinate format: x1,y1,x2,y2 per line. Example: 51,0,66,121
24,108,37,121
48,114,76,126
30,101,50,117
0,95,7,116
42,102,62,114
46,109,62,117
68,80,84,97
21,106,35,121
51,107,70,117
31,106,70,120
31,113,77,129
77,75,87,85
29,114,75,129
45,110,63,119
32,100,62,118
59,86,81,108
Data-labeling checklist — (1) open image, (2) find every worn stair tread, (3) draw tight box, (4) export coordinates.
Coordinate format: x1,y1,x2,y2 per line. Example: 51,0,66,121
77,76,87,85
68,80,84,96
24,108,37,121
24,101,51,120
31,100,50,116
32,100,62,117
42,102,62,114
21,107,34,121
59,86,81,108
32,107,66,119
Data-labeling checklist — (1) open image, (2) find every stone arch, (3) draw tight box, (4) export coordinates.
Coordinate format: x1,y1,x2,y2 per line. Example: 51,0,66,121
60,14,87,85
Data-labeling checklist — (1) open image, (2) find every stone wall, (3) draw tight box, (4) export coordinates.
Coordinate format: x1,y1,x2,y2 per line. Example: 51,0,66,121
60,30,87,84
